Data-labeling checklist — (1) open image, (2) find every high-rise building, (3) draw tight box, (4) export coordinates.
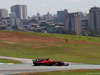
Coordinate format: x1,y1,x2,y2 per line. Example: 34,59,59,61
11,5,28,19
57,9,68,23
64,13,81,35
46,12,53,21
36,13,41,20
89,6,100,30
0,9,8,18
22,5,28,19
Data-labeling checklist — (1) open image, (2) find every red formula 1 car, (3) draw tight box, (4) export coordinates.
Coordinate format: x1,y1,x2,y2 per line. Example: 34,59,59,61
32,58,69,66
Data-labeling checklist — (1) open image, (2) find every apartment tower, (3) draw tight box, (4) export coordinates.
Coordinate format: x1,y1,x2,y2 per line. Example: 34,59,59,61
89,6,100,30
57,9,68,23
64,13,81,35
0,9,8,18
11,5,28,19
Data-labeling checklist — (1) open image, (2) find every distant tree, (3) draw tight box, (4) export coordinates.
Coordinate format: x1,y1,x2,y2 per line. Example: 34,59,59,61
24,26,28,29
69,31,76,35
62,30,67,34
31,17,38,23
40,22,49,27
88,29,96,37
0,26,7,30
23,20,29,25
62,30,76,35
95,28,100,37
11,25,18,30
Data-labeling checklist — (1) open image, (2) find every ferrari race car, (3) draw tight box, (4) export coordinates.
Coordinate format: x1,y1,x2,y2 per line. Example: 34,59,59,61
32,58,69,66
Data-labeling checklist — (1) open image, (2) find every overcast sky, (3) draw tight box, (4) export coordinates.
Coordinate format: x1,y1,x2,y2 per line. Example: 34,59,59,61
0,0,100,16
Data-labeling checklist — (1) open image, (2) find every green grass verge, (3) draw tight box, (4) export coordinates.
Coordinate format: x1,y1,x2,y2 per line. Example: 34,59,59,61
2,30,100,43
0,31,100,64
0,59,21,63
11,69,100,75
36,71,100,75
0,40,100,64
18,31,100,43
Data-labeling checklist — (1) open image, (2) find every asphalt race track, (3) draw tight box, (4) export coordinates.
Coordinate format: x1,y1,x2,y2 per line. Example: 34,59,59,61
0,64,100,74
0,56,100,74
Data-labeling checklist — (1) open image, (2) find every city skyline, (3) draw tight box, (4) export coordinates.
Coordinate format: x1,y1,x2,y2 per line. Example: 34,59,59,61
0,0,100,16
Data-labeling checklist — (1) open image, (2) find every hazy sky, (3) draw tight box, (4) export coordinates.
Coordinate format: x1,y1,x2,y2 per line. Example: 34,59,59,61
0,0,100,16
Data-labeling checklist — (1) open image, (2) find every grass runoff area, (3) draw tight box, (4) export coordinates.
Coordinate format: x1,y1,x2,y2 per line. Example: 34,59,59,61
19,31,100,43
0,59,21,63
0,31,100,64
11,69,100,75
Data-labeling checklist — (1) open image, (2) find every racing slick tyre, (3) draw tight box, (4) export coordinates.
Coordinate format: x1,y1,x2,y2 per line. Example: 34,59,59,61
57,62,63,66
34,62,39,66
49,64,53,66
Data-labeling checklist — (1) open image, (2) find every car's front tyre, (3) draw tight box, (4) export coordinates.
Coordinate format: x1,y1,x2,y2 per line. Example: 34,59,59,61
55,62,63,66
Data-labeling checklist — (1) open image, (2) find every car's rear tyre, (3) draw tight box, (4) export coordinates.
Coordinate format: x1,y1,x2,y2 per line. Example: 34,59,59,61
49,64,53,66
34,62,39,66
